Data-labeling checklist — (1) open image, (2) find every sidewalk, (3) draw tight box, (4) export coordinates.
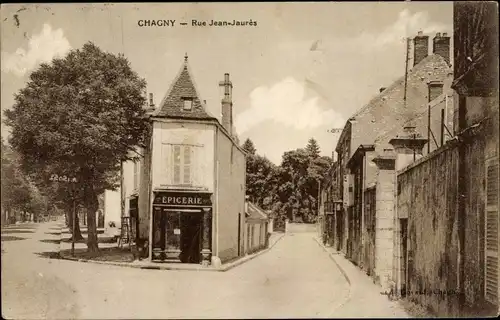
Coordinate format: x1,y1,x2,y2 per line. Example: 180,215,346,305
58,225,285,272
313,237,411,318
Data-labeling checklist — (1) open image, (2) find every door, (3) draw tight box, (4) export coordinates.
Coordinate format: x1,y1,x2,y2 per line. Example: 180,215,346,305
401,218,408,297
165,210,181,260
179,213,202,264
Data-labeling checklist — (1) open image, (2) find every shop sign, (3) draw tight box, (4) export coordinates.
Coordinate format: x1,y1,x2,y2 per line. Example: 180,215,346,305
153,191,212,207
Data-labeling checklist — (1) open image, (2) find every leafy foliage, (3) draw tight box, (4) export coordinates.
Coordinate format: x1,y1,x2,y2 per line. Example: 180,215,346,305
242,137,332,226
242,138,257,155
1,138,49,221
4,42,147,252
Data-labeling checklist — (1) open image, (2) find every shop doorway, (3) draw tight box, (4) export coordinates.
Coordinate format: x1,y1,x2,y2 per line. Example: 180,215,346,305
179,213,202,263
152,207,203,263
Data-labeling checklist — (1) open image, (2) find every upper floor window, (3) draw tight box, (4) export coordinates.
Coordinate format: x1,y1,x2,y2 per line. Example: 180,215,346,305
173,144,193,185
183,98,193,111
428,81,444,102
133,160,140,190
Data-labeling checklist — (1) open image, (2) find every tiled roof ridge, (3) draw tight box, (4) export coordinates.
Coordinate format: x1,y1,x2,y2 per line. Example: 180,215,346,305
350,54,451,120
373,90,452,144
247,201,268,219
154,56,216,119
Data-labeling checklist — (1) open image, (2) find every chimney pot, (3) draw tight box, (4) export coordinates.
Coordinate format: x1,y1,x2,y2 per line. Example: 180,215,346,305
203,100,206,105
220,73,233,135
413,33,429,66
149,93,154,106
432,32,451,64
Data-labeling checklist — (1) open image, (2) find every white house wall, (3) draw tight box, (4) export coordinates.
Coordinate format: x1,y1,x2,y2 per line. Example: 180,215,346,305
104,189,121,227
151,121,215,191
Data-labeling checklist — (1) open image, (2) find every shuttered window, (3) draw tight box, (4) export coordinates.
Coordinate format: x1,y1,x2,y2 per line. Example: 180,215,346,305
172,145,194,186
485,157,499,305
133,160,140,190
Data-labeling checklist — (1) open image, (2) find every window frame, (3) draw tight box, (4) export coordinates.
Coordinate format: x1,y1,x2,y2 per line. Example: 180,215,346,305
428,81,444,102
133,160,140,191
171,144,194,186
182,98,193,111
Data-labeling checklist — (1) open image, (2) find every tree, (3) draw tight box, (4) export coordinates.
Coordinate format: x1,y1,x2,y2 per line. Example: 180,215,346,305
242,138,256,155
1,138,51,224
4,42,148,254
306,137,321,159
241,139,278,208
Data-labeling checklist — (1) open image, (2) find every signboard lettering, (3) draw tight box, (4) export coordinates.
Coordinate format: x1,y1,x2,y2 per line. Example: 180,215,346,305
153,191,212,207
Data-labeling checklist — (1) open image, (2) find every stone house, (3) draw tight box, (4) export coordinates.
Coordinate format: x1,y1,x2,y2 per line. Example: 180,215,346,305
121,55,246,266
389,3,499,316
329,31,454,286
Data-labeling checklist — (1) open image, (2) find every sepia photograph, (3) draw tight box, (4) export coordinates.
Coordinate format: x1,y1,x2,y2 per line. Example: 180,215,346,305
0,2,499,319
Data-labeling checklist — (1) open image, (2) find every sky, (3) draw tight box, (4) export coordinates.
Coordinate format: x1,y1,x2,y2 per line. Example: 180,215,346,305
0,2,452,165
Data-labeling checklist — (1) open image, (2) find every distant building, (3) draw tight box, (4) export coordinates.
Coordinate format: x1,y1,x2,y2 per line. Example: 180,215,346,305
122,55,246,266
244,198,269,254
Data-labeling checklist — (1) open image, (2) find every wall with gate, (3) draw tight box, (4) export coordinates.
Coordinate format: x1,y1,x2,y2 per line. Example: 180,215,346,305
396,117,498,317
397,142,460,316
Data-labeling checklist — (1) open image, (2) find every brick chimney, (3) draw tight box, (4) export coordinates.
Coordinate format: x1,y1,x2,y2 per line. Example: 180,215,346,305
149,93,155,108
219,73,233,135
433,32,450,65
143,91,155,114
413,31,429,66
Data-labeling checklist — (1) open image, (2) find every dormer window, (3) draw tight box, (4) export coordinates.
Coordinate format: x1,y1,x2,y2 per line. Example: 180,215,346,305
183,98,193,111
428,81,444,102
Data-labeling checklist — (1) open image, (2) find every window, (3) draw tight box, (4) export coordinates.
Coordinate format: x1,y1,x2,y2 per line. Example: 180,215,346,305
172,145,193,185
485,157,499,304
183,98,193,111
428,82,444,102
133,160,140,190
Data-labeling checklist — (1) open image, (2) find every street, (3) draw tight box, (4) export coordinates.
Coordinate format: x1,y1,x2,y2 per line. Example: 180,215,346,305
1,221,407,319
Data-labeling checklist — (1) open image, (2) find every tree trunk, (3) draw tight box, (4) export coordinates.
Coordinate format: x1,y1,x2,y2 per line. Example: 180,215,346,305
67,205,84,241
84,185,99,255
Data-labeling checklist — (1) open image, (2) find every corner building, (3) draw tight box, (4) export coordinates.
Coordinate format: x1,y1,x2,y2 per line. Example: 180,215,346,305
130,55,246,265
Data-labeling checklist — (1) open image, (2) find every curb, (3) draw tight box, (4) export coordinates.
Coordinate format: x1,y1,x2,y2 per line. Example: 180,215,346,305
312,236,353,316
57,233,285,272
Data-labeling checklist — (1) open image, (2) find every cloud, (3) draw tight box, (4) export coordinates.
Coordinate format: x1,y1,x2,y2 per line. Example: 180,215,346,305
311,9,451,54
369,9,451,48
234,77,345,135
1,24,71,77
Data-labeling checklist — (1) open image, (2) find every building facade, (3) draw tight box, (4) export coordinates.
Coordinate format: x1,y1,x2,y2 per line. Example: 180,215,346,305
329,31,454,284
123,56,246,266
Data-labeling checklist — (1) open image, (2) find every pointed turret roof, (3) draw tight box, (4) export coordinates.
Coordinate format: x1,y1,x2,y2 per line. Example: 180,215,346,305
155,54,216,120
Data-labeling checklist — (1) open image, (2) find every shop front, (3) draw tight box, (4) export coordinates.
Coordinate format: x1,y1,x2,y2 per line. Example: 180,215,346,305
151,191,213,265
